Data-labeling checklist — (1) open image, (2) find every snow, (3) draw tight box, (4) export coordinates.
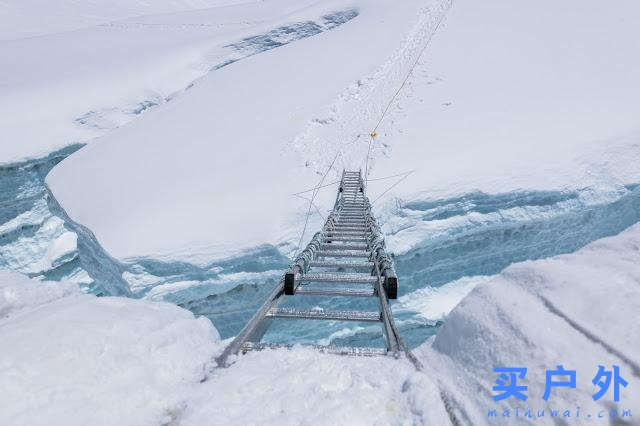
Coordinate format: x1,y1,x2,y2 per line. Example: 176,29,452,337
397,275,493,322
0,271,79,318
36,0,638,264
183,347,450,425
0,0,250,40
0,271,450,426
0,0,351,164
364,0,640,203
2,0,640,422
416,223,640,423
0,270,221,426
46,0,435,259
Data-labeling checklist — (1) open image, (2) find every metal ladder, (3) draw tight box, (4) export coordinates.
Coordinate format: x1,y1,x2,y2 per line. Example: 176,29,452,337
217,170,419,365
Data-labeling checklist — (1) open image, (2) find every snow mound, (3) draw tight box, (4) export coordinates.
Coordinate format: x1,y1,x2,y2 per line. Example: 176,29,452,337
0,272,221,426
0,271,80,318
416,223,640,424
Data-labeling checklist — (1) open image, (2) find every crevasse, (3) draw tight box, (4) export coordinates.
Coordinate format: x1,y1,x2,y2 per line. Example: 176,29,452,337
2,146,640,349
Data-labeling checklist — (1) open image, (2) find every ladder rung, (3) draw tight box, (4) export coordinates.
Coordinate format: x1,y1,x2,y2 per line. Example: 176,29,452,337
294,287,376,297
241,342,389,357
323,236,367,242
325,234,367,239
266,308,381,322
300,272,378,284
316,250,369,257
321,243,368,251
310,260,374,269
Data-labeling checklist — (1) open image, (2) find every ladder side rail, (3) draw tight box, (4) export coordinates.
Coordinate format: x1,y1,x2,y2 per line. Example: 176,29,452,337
285,197,345,295
367,218,398,299
372,257,400,354
368,212,418,363
285,230,324,295
358,171,424,369
216,278,286,366
358,171,398,299
355,170,398,353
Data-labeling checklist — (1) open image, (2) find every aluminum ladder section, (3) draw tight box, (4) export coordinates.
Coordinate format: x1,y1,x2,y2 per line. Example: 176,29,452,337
217,170,413,365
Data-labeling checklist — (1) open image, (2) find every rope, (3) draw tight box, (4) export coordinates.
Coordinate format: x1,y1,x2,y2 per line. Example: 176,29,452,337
371,170,414,205
294,151,340,257
294,194,326,222
364,6,448,183
365,170,414,182
364,137,373,189
291,179,341,196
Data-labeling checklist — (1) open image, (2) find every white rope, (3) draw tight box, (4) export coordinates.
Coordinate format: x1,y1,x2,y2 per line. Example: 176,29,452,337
371,170,414,205
366,170,414,183
294,151,340,258
364,6,448,183
291,178,341,196
294,193,326,222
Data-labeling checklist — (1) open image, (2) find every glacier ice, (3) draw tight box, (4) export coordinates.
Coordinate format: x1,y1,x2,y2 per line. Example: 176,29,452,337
3,144,640,349
0,146,130,296
184,184,640,348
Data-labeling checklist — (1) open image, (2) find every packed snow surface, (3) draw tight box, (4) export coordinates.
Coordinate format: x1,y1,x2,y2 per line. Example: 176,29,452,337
0,0,251,40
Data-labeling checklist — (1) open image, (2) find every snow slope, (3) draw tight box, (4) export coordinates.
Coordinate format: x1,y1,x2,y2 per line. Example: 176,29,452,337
0,0,251,40
45,0,640,264
363,0,640,202
417,223,640,424
47,0,438,259
0,0,352,164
